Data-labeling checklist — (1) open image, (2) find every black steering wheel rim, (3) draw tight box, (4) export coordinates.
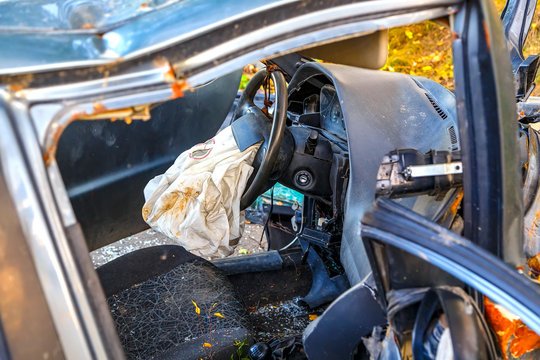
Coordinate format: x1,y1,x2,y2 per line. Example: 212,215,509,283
233,69,288,210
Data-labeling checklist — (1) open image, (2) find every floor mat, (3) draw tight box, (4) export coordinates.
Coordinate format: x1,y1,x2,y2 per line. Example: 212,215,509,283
229,263,326,343
107,259,250,359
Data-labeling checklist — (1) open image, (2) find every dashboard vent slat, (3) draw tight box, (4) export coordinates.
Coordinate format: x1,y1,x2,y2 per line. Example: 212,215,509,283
425,93,448,120
447,125,459,151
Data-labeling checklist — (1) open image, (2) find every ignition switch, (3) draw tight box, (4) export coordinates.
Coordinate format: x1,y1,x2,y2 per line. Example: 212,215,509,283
295,170,312,188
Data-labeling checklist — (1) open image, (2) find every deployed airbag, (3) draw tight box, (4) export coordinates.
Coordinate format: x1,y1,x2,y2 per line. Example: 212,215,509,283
142,126,261,258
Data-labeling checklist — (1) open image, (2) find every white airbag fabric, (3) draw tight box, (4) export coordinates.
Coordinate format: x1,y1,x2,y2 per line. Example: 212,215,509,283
142,126,261,259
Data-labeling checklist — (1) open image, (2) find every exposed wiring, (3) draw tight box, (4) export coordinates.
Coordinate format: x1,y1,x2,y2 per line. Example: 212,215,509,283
279,236,299,251
278,199,305,251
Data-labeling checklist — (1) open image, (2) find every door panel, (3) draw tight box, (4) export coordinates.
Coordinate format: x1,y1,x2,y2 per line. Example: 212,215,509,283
56,71,241,250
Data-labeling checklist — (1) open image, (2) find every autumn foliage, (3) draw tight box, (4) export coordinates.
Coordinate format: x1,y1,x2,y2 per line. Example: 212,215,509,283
382,0,540,95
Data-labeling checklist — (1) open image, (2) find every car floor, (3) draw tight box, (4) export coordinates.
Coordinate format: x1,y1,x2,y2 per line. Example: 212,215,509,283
90,225,323,356
228,262,325,343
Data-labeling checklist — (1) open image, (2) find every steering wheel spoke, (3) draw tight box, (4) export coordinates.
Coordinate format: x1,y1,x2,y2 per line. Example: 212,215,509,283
232,68,289,209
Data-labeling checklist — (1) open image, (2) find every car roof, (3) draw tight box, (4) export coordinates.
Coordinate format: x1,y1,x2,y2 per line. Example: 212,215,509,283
0,0,460,77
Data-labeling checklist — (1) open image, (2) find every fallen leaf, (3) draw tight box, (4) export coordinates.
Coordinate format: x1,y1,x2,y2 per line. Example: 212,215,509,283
213,313,225,318
191,300,200,315
203,343,212,348
309,314,319,321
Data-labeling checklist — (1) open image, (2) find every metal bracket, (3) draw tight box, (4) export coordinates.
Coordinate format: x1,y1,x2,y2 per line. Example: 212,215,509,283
376,148,462,198
404,161,463,179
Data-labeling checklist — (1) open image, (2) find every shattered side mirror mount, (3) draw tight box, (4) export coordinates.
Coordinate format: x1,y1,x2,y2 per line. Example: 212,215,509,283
500,0,540,102
516,54,540,102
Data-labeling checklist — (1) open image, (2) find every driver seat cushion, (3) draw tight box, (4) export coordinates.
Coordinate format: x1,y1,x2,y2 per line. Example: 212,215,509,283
97,245,251,360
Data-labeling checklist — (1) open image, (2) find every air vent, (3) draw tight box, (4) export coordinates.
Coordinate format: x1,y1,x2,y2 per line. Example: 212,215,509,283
447,125,459,151
425,93,448,120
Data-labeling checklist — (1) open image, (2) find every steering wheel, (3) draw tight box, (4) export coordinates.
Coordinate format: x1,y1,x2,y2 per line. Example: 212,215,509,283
233,68,288,210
